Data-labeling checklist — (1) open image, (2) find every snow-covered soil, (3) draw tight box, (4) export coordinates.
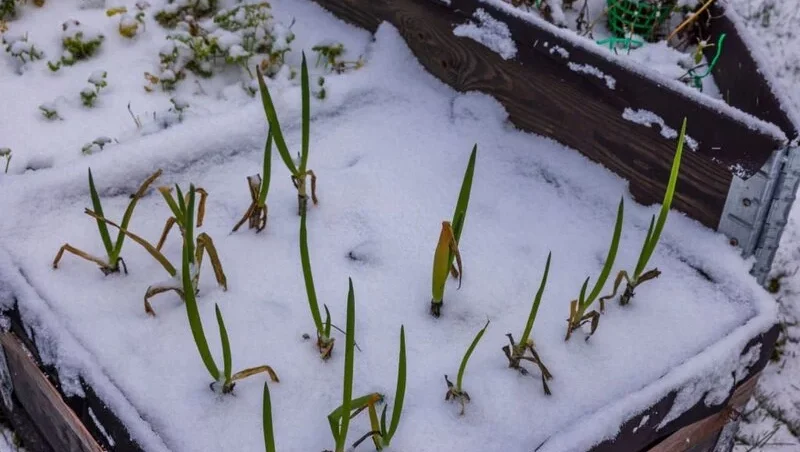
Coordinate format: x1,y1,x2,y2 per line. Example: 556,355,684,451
0,1,790,452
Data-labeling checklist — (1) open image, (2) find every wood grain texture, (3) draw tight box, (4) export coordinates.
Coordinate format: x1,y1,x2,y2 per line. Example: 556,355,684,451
0,332,103,452
311,0,786,228
647,374,758,452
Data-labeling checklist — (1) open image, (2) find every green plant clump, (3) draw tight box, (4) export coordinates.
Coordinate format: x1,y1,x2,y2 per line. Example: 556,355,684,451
147,3,294,92
53,168,162,275
154,0,218,28
600,118,687,306
86,183,227,316
430,145,477,317
3,33,43,63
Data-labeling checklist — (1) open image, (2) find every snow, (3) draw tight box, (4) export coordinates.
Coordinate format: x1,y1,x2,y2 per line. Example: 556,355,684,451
622,108,700,151
453,8,517,60
567,62,616,89
0,1,786,451
89,407,116,447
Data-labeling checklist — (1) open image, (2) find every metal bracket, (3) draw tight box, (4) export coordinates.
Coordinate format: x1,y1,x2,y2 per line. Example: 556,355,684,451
719,143,800,285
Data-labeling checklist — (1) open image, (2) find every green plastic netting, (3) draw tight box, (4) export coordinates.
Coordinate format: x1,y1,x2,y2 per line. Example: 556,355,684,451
606,0,675,40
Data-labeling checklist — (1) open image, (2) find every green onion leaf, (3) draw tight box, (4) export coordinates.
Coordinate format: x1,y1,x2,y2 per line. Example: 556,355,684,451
215,304,232,384
256,65,297,175
457,320,489,391
88,169,114,259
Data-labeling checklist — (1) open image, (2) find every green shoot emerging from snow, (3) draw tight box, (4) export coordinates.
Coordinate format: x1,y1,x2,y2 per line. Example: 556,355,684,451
232,127,273,233
53,168,162,275
502,252,553,395
0,148,10,174
299,207,334,359
600,119,687,307
361,325,406,450
445,320,489,415
256,53,318,216
85,184,227,316
176,189,278,394
327,278,357,452
431,145,477,317
565,198,624,341
311,42,363,74
263,382,277,452
328,324,406,450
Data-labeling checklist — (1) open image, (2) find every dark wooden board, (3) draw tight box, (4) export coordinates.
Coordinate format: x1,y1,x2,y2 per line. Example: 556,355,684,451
586,323,780,452
0,332,103,452
1,303,146,452
311,0,787,229
702,4,799,138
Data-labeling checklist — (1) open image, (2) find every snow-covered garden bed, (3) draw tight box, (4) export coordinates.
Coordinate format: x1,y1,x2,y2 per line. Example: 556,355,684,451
0,1,793,451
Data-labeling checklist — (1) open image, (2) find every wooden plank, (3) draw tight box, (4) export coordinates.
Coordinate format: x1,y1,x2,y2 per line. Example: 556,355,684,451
310,0,785,229
648,373,759,452
0,332,104,452
586,323,780,452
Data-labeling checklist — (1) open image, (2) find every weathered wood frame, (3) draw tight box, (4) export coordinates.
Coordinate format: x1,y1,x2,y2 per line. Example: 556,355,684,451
310,0,799,284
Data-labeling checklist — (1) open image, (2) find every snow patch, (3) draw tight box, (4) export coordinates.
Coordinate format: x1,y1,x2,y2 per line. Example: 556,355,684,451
89,407,116,447
622,108,699,150
568,62,616,89
453,8,517,60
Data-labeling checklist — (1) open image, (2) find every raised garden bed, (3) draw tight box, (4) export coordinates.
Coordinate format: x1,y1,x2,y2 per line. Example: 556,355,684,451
0,1,798,451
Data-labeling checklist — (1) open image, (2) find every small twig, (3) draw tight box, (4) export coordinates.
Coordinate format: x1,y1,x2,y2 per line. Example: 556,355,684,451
667,0,716,42
127,102,142,129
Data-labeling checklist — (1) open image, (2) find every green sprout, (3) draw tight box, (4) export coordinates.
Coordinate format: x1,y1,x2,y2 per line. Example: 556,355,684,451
600,119,687,307
81,137,113,155
430,145,477,317
327,278,357,452
232,127,273,233
53,168,162,275
3,34,44,63
256,53,318,216
299,207,335,359
565,197,624,341
176,190,278,394
60,20,104,63
502,253,553,394
326,303,406,450
39,102,60,120
361,325,406,450
86,184,227,316
263,382,276,452
0,148,10,174
80,85,98,107
445,320,489,415
311,42,363,74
